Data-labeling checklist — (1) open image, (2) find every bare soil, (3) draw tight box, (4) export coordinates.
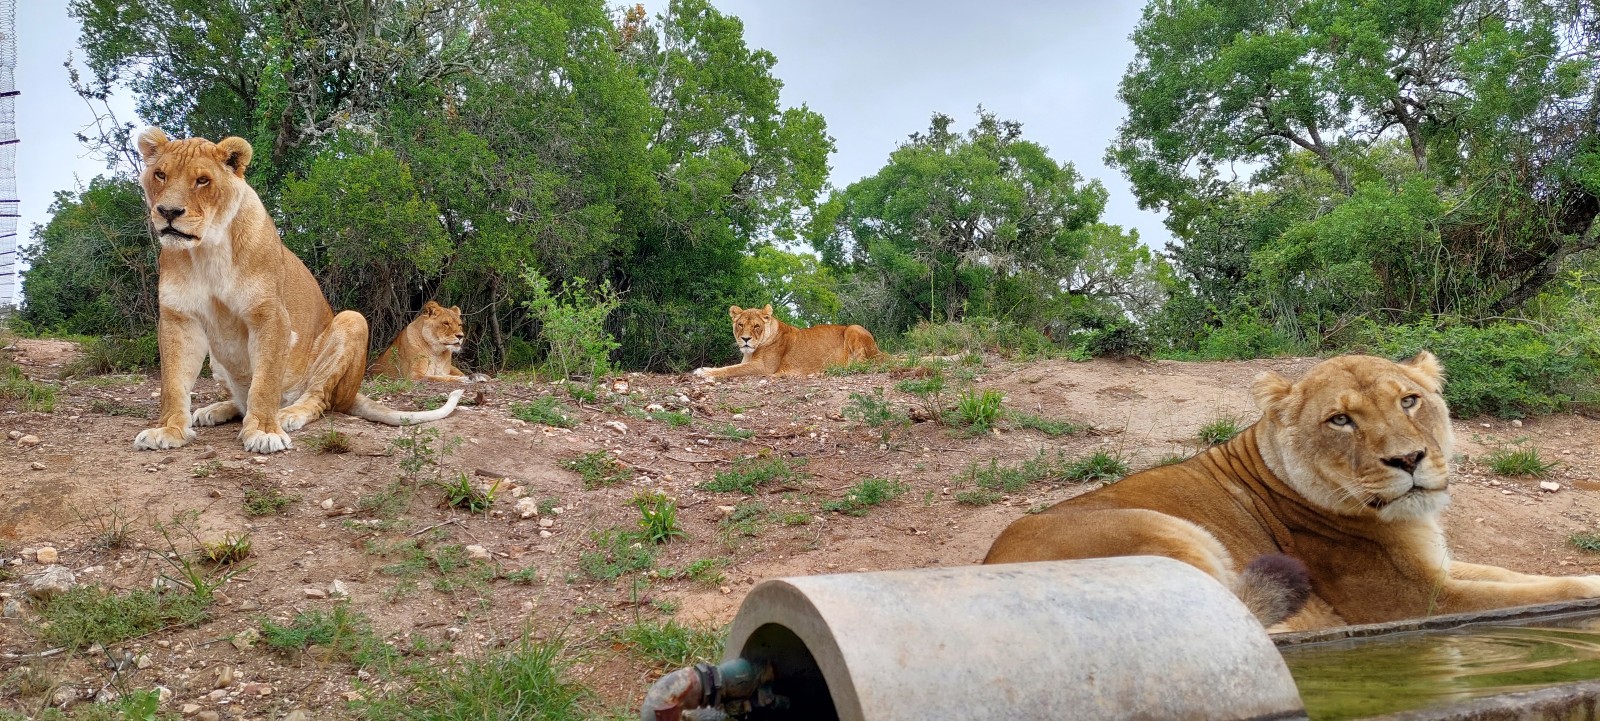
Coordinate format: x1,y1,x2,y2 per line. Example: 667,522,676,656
3,338,1600,719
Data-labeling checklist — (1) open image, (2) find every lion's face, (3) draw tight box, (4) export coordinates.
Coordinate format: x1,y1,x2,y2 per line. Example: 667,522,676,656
728,304,779,355
419,302,466,354
136,128,254,248
1253,352,1455,521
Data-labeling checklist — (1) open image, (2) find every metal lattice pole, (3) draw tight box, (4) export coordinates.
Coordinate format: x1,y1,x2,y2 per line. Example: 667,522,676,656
0,0,18,309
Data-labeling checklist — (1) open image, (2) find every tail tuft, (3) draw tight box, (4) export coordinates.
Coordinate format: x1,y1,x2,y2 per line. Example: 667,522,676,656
1236,553,1312,627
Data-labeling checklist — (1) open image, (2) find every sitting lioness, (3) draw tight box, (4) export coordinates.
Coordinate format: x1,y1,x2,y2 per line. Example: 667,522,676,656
692,304,882,379
368,301,488,384
986,352,1600,630
131,128,461,454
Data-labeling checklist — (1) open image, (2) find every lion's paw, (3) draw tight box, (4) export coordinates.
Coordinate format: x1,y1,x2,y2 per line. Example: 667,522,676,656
277,409,317,433
193,401,239,427
241,428,293,454
691,368,717,382
133,426,196,450
467,373,492,384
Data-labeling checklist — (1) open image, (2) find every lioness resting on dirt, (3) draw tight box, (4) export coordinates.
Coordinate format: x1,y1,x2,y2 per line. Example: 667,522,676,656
131,128,461,454
693,304,883,380
368,301,488,384
986,352,1600,631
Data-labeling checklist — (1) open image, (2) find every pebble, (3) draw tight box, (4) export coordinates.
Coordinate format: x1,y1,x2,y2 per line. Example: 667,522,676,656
645,403,665,413
198,711,221,721
51,686,77,708
1512,419,1524,428
329,580,348,598
241,683,273,697
538,530,553,538
156,687,172,703
602,420,628,435
136,653,153,669
466,545,492,561
231,628,258,651
213,665,235,689
27,565,76,601
320,498,334,510
731,413,745,420
251,456,268,465
207,689,227,701
17,434,40,447
515,497,539,518
719,586,732,594
538,517,554,528
303,587,328,599
180,704,201,716
285,711,310,721
1541,481,1561,492
6,430,19,440
34,547,58,564
521,601,535,612
30,461,44,471
2,599,23,618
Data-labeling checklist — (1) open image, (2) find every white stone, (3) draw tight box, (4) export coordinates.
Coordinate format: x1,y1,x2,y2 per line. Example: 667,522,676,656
17,434,40,446
538,530,553,538
320,498,334,510
538,517,554,528
515,497,539,519
602,420,628,435
328,579,348,597
465,545,491,561
645,403,664,413
34,546,58,564
1541,481,1561,492
303,587,328,599
26,564,75,601
30,461,44,471
6,430,19,440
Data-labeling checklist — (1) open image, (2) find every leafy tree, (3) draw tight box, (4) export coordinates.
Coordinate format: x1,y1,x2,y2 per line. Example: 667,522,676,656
811,110,1107,335
20,178,156,335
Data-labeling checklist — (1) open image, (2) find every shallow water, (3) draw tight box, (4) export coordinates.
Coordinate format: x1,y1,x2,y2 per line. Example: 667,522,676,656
1282,615,1600,720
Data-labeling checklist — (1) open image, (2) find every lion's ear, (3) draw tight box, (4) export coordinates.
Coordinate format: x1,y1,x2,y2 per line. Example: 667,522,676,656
1402,350,1445,393
450,305,461,315
729,305,743,318
137,127,169,163
422,301,440,317
216,136,253,177
1251,371,1293,411
760,304,773,318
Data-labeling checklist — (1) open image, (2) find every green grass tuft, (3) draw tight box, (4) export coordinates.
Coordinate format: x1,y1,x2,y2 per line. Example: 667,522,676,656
510,396,579,428
38,586,209,648
1571,532,1600,553
1484,446,1558,477
951,387,1004,434
699,455,805,495
358,636,594,720
821,478,909,516
1063,450,1129,483
562,450,631,489
614,619,725,669
1197,414,1245,445
0,364,56,412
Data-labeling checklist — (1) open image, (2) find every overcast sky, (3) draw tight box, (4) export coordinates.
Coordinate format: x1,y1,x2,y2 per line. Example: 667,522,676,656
13,0,1168,296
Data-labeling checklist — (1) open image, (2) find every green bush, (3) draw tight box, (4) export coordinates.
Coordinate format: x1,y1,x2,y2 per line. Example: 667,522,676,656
1191,315,1301,361
521,268,621,381
64,334,161,376
1361,321,1599,418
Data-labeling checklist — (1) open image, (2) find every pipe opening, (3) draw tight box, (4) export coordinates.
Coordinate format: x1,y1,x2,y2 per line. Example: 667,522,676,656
737,622,836,720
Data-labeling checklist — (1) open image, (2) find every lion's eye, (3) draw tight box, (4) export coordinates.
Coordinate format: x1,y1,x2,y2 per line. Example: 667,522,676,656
154,170,166,181
1400,394,1420,409
196,176,210,186
1329,414,1353,428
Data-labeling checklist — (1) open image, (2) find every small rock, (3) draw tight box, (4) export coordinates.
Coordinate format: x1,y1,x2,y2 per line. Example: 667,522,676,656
241,682,272,696
230,628,259,651
1512,419,1524,428
52,686,78,708
602,420,628,435
521,601,535,612
213,665,235,689
303,587,328,599
34,546,58,564
465,545,492,561
716,505,737,517
240,599,261,611
719,586,732,594
538,530,553,538
2,599,23,618
645,403,664,413
251,456,268,465
1541,481,1561,492
181,704,202,716
611,380,630,394
213,589,232,605
198,710,221,721
538,517,554,528
328,579,348,598
95,688,119,704
27,565,76,601
320,498,334,510
551,506,563,515
156,687,172,703
731,413,745,421
6,430,19,440
285,711,311,721
446,627,463,638
135,653,153,669
30,461,44,471
515,497,539,519
17,434,41,447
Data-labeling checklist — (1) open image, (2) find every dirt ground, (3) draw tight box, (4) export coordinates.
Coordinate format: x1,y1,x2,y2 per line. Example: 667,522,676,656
3,337,1600,719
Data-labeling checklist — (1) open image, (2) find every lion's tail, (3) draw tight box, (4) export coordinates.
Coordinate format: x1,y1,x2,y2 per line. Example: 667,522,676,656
347,389,464,426
1234,553,1312,627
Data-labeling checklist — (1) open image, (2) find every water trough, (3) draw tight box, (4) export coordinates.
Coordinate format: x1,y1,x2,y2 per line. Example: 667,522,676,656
641,559,1600,721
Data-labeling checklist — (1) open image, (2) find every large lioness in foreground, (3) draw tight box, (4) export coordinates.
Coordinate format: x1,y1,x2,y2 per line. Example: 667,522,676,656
132,128,461,454
693,304,883,380
368,301,487,384
986,352,1600,630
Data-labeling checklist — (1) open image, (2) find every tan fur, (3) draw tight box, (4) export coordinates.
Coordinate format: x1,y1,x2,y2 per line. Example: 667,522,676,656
693,304,883,380
369,301,480,383
985,352,1600,630
131,128,460,455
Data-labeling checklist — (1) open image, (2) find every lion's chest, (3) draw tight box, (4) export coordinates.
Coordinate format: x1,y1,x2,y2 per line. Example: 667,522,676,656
159,246,260,366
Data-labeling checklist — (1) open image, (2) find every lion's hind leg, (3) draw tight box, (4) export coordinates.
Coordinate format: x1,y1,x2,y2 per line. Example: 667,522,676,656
193,400,241,427
278,311,368,432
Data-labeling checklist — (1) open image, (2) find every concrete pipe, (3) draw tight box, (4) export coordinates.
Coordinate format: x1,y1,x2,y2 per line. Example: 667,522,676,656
647,556,1306,721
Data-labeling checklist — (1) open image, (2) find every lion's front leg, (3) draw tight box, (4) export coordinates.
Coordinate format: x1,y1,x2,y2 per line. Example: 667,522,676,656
240,307,293,453
693,360,771,380
1450,561,1558,584
134,310,207,450
1436,574,1600,614
278,311,368,432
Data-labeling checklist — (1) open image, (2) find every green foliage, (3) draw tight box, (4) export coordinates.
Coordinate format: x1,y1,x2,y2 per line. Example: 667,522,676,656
242,482,297,517
64,334,160,376
1570,533,1600,553
358,636,594,721
633,492,685,544
510,396,579,428
1063,450,1129,483
0,364,57,412
1008,411,1083,437
38,585,208,648
1361,321,1599,418
578,528,658,581
521,268,622,381
615,619,724,669
439,472,498,514
1484,446,1559,478
1198,414,1245,446
303,429,352,454
20,178,157,336
960,451,1071,493
821,478,908,516
199,532,253,566
955,489,1004,506
707,423,754,440
951,388,1004,434
843,388,901,428
389,426,461,484
563,451,630,489
260,603,394,667
699,456,805,495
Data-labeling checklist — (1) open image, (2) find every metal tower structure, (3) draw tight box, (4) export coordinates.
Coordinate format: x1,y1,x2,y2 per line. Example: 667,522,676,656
0,0,17,309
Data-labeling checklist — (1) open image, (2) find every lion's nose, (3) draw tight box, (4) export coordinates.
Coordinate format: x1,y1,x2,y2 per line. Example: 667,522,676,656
1383,449,1426,474
741,336,752,342
157,205,186,222
455,334,464,341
